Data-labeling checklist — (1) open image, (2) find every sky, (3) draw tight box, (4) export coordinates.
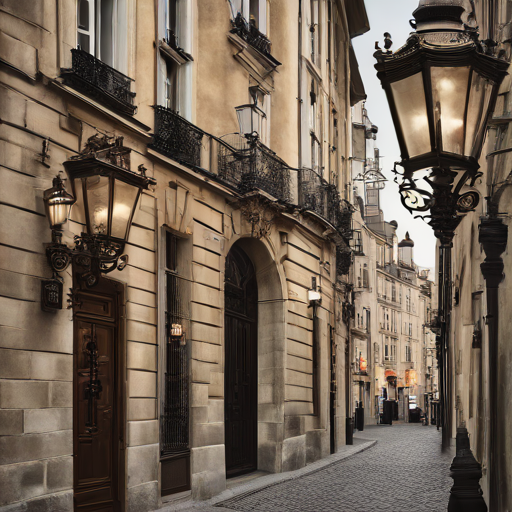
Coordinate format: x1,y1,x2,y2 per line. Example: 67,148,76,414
352,0,436,270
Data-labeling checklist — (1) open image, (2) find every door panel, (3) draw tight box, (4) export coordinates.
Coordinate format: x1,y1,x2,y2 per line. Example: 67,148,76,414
74,282,122,512
224,246,257,477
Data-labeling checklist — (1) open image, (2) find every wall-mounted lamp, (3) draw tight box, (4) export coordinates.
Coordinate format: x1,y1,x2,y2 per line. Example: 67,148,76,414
42,135,156,309
308,276,321,305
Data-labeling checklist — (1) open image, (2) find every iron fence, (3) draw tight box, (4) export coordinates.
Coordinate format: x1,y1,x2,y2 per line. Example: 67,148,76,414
152,106,204,167
61,48,136,115
218,135,291,202
230,13,273,57
161,271,189,455
299,168,352,242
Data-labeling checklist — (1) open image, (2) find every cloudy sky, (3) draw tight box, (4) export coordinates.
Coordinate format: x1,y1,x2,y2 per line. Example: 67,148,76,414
352,0,436,269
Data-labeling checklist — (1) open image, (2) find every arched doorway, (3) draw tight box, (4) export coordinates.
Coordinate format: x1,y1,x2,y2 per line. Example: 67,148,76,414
224,244,258,477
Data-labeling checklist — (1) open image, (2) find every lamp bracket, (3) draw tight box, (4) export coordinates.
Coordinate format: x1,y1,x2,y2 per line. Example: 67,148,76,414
46,233,128,289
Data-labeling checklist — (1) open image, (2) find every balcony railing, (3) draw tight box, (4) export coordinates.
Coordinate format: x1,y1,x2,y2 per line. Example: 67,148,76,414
299,168,353,241
151,106,204,167
218,135,290,203
61,48,136,115
231,13,274,59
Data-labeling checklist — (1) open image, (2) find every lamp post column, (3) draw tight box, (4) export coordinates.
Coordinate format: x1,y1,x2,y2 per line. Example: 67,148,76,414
479,217,507,512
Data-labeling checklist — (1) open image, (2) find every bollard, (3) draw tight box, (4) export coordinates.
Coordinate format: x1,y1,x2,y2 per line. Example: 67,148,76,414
448,427,487,512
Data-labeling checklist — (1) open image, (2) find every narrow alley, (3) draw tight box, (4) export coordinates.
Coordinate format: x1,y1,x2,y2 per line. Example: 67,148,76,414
162,425,454,512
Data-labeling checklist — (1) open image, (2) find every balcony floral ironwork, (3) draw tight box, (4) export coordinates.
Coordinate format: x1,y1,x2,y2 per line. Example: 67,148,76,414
61,48,136,115
300,168,353,240
218,134,290,203
299,168,353,276
151,106,204,168
230,13,280,64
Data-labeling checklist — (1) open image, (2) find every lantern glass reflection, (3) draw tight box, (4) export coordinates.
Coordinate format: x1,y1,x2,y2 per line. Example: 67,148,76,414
85,175,110,235
112,179,139,239
390,73,430,158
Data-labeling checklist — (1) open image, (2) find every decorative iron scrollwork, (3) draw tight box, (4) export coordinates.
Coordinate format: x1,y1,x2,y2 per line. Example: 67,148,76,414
84,325,102,434
61,48,136,115
46,234,128,289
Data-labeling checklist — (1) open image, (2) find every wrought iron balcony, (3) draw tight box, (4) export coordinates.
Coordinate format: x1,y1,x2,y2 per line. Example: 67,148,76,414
230,13,280,65
299,168,353,242
151,106,204,168
218,135,290,203
336,246,351,276
61,48,136,115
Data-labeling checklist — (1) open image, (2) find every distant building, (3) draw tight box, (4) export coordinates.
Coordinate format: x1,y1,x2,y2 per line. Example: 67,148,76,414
350,103,437,428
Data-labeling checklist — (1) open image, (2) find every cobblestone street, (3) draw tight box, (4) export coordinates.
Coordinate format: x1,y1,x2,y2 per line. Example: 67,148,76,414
165,424,454,512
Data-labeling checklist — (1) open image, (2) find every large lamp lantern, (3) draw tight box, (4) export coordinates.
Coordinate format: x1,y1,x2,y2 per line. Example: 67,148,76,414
374,0,508,241
43,135,156,290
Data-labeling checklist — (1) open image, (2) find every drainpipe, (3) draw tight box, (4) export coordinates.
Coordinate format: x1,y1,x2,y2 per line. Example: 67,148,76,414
479,216,507,512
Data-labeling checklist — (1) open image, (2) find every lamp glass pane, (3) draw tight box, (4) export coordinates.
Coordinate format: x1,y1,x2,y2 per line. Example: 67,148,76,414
390,73,430,158
48,200,71,229
236,107,252,135
431,66,470,155
465,71,493,157
70,179,86,225
86,175,110,235
111,179,139,239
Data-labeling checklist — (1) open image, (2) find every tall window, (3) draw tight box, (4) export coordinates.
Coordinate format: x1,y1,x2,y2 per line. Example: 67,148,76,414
309,0,319,64
77,0,127,71
160,230,191,495
158,0,193,117
309,79,322,174
405,345,412,362
384,337,396,362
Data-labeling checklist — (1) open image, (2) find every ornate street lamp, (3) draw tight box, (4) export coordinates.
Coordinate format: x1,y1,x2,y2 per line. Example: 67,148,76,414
374,1,508,509
375,0,507,241
43,135,156,296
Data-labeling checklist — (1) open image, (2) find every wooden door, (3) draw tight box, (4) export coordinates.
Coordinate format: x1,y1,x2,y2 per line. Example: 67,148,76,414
73,279,124,512
224,246,257,477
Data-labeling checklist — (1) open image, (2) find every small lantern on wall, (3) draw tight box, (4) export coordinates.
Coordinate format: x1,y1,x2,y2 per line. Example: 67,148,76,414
43,174,76,239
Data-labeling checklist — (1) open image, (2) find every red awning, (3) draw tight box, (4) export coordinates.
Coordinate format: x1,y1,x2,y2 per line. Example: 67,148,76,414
385,370,397,378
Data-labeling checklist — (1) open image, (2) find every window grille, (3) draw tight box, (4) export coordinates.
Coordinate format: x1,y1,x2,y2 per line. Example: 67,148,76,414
161,231,190,456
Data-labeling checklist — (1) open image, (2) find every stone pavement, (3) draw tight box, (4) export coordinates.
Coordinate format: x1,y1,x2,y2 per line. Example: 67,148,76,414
158,424,455,512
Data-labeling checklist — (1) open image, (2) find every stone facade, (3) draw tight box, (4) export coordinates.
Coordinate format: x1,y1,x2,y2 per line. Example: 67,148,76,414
0,0,370,510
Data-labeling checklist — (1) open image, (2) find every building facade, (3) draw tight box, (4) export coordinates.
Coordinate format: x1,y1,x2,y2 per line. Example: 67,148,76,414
0,1,370,510
350,103,437,429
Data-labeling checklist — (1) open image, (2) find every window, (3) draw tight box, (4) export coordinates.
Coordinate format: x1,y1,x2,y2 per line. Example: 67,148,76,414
161,230,191,491
352,230,363,254
363,265,369,288
229,0,267,33
384,337,396,362
77,0,127,72
309,79,322,174
158,1,193,118
405,345,412,362
309,0,319,64
391,282,397,302
406,288,411,312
